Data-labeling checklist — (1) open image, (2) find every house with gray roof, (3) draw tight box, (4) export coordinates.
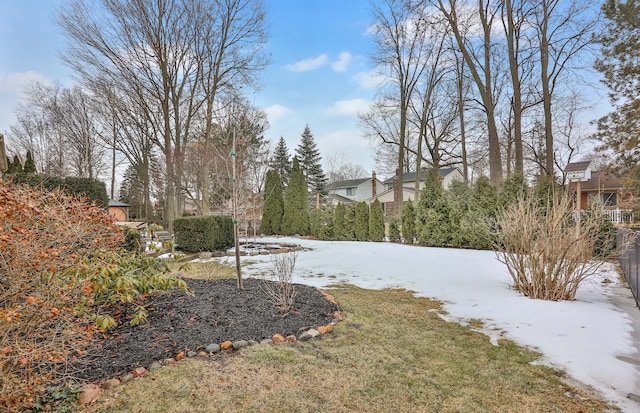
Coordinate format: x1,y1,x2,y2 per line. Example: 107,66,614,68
370,167,464,216
326,173,383,205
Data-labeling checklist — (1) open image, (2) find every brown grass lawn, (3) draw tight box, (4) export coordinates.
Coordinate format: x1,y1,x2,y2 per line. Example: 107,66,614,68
82,262,613,413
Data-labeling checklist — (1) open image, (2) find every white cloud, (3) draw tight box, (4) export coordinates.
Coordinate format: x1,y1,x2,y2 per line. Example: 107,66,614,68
0,71,52,132
283,54,329,72
352,70,389,90
264,104,293,124
318,129,374,171
327,98,371,117
0,70,50,94
331,52,353,72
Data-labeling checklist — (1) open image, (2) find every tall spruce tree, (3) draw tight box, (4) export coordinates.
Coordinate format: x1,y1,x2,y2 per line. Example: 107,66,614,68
23,151,36,173
354,201,370,241
5,156,13,173
295,125,327,196
270,136,291,186
281,158,310,235
260,170,284,235
369,199,385,242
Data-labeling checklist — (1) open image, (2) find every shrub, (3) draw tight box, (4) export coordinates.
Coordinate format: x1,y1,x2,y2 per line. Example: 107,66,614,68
494,192,613,301
416,170,450,246
310,207,334,240
388,217,401,242
7,173,109,208
123,227,142,252
258,252,298,314
173,215,234,252
281,158,310,235
260,170,284,234
72,252,191,330
355,202,370,241
333,203,347,240
369,199,385,242
344,205,357,241
401,198,416,243
0,182,122,410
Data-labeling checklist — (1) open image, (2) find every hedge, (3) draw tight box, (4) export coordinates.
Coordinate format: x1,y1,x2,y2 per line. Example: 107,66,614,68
173,215,234,252
6,173,109,208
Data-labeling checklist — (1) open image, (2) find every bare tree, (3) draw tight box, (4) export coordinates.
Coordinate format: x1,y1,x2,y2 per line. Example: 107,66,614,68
407,13,453,193
369,0,433,215
57,0,268,231
8,82,106,178
532,0,599,177
501,0,537,176
434,0,504,186
324,153,370,183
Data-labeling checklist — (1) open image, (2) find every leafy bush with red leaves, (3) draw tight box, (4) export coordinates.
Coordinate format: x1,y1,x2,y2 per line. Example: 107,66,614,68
0,182,123,410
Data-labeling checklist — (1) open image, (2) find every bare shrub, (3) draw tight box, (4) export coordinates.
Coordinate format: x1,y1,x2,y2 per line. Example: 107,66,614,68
494,192,616,301
259,252,298,314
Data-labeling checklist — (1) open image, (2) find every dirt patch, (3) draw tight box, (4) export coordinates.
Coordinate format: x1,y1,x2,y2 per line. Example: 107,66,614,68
74,278,338,383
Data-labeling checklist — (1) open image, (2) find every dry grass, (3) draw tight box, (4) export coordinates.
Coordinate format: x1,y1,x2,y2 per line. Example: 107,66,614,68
168,259,236,280
81,285,612,413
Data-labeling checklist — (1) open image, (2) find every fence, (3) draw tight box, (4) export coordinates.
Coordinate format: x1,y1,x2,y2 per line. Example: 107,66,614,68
617,228,640,309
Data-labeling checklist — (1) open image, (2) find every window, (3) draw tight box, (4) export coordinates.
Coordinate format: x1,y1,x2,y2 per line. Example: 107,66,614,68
346,187,356,196
588,192,617,207
602,192,617,207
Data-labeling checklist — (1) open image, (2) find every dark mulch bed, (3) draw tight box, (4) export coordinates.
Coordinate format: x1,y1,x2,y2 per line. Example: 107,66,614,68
74,278,338,383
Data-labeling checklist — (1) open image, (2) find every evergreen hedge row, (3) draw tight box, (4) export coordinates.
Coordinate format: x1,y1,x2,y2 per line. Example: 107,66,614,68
173,215,234,252
7,173,109,208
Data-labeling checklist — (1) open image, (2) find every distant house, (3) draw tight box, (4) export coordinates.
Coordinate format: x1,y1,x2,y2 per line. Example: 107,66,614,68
370,168,464,216
108,199,130,222
564,161,633,223
326,173,383,205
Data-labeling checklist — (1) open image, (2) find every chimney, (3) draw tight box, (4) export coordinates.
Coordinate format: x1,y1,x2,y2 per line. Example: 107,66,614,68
372,171,377,197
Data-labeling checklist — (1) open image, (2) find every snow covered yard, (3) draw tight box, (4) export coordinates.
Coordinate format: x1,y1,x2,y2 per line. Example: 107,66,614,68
238,237,640,412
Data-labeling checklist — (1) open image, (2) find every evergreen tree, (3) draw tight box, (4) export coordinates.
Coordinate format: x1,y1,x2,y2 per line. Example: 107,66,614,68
388,217,401,242
344,205,356,240
445,180,472,248
310,207,334,240
281,158,310,235
23,151,36,173
594,0,640,195
464,176,498,250
333,202,347,240
119,164,146,220
260,170,284,235
401,198,416,243
270,136,291,186
5,156,13,173
416,168,450,246
295,125,328,195
369,199,385,242
532,175,560,210
11,155,22,173
500,173,528,208
354,201,370,241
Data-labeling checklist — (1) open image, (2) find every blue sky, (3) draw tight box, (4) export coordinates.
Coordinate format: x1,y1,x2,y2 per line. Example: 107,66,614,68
0,0,380,174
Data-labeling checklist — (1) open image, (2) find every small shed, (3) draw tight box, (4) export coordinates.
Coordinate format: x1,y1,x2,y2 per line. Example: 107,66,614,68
108,199,130,222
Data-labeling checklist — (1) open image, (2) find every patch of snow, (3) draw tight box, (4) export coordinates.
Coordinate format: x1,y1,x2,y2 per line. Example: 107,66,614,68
239,237,640,412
